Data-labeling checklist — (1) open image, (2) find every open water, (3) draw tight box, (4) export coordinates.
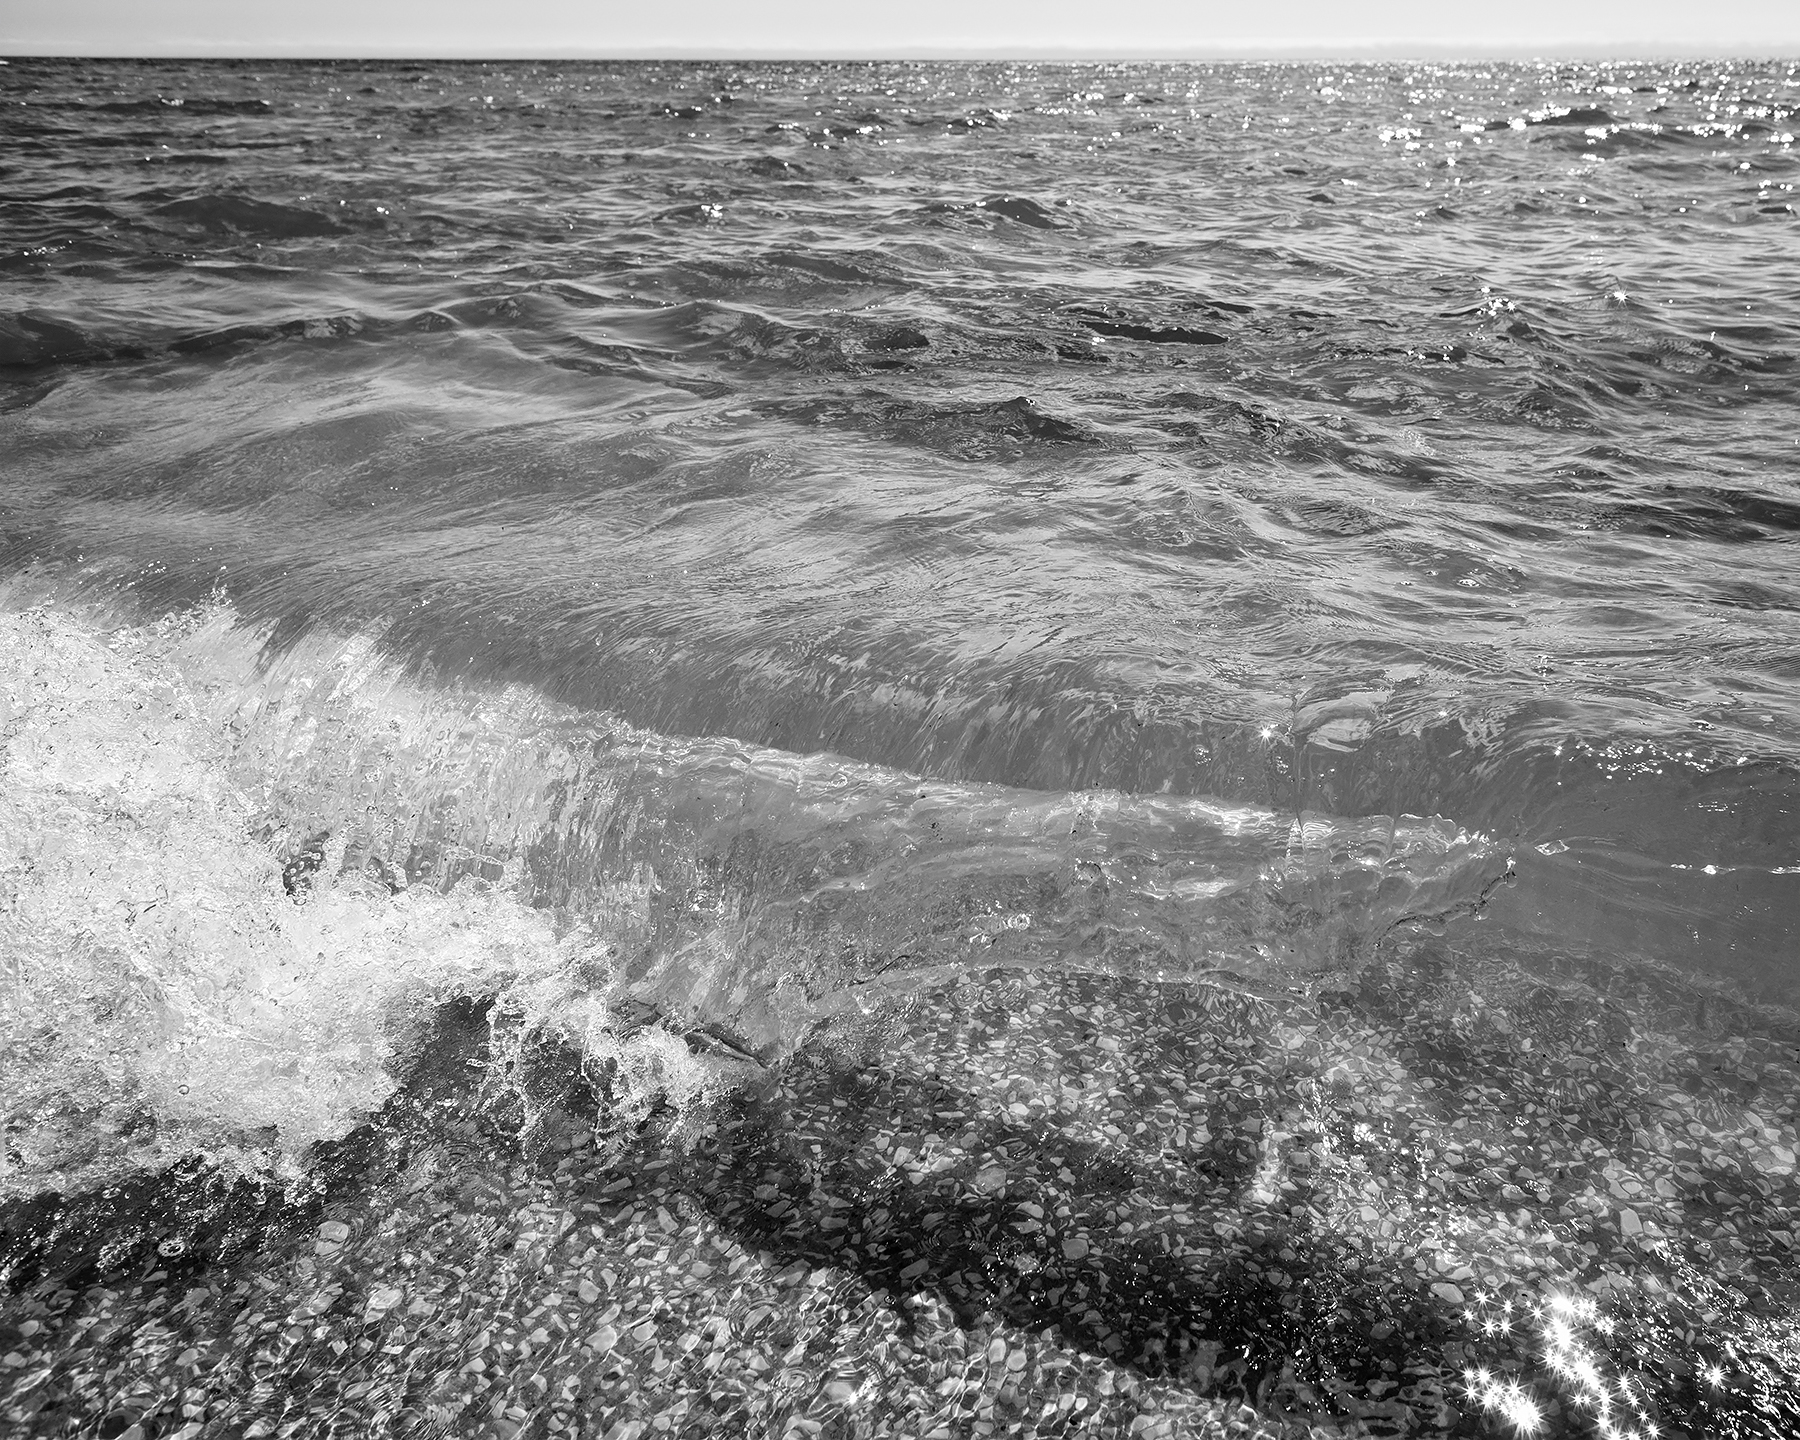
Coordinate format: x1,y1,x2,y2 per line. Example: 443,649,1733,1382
2,56,1799,1438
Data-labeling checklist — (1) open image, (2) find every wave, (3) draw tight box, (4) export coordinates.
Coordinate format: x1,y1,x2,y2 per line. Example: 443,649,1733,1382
922,194,1072,230
150,194,348,238
89,97,275,117
0,311,133,369
757,391,1101,450
1527,105,1618,127
0,306,369,373
1073,314,1230,347
0,593,1502,1201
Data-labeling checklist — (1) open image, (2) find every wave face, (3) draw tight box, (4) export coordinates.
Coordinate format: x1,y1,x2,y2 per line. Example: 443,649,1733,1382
0,598,1498,1196
1,58,1797,1203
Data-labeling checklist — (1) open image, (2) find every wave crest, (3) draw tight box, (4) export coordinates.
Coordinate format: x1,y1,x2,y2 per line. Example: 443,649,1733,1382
0,593,1502,1199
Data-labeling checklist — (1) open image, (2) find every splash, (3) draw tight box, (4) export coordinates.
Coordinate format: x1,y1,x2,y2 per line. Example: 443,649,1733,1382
0,603,611,1197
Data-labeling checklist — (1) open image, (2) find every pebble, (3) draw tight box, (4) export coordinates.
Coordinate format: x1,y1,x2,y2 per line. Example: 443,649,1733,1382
11,943,1799,1440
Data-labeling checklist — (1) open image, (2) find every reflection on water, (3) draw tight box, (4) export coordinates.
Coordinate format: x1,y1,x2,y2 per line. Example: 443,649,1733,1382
2,53,1798,1438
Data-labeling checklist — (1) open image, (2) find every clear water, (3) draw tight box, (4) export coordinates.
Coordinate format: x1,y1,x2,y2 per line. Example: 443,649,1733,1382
2,55,1798,1435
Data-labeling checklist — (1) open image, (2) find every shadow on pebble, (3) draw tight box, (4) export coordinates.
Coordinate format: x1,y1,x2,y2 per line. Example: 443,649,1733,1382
657,1048,1447,1419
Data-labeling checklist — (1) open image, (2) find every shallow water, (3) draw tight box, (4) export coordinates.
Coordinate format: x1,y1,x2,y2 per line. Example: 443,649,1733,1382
2,56,1798,1438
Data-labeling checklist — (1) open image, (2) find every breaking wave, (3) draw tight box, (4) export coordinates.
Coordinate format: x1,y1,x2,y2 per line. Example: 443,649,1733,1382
0,591,1501,1200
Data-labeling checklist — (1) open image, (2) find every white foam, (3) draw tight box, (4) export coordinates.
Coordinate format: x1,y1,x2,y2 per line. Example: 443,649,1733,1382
0,603,605,1197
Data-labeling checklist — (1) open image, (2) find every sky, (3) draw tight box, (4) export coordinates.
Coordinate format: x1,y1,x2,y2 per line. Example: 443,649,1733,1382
3,0,1798,58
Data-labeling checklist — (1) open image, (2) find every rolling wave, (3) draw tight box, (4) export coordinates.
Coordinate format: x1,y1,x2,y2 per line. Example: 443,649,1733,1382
0,594,1501,1199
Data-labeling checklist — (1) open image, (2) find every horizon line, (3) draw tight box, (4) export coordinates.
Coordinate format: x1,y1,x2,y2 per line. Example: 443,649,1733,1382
4,43,1799,63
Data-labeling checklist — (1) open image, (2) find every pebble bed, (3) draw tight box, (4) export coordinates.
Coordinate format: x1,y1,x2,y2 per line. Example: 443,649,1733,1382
4,931,1799,1439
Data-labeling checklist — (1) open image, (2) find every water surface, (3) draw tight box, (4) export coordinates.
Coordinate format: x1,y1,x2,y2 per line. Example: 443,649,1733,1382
2,55,1798,1438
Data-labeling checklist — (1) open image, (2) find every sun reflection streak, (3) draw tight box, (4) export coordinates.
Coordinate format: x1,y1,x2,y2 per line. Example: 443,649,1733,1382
1463,1365,1545,1434
1456,1284,1681,1439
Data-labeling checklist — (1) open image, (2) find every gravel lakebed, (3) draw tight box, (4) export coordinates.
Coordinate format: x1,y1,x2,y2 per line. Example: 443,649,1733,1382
5,935,1800,1439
